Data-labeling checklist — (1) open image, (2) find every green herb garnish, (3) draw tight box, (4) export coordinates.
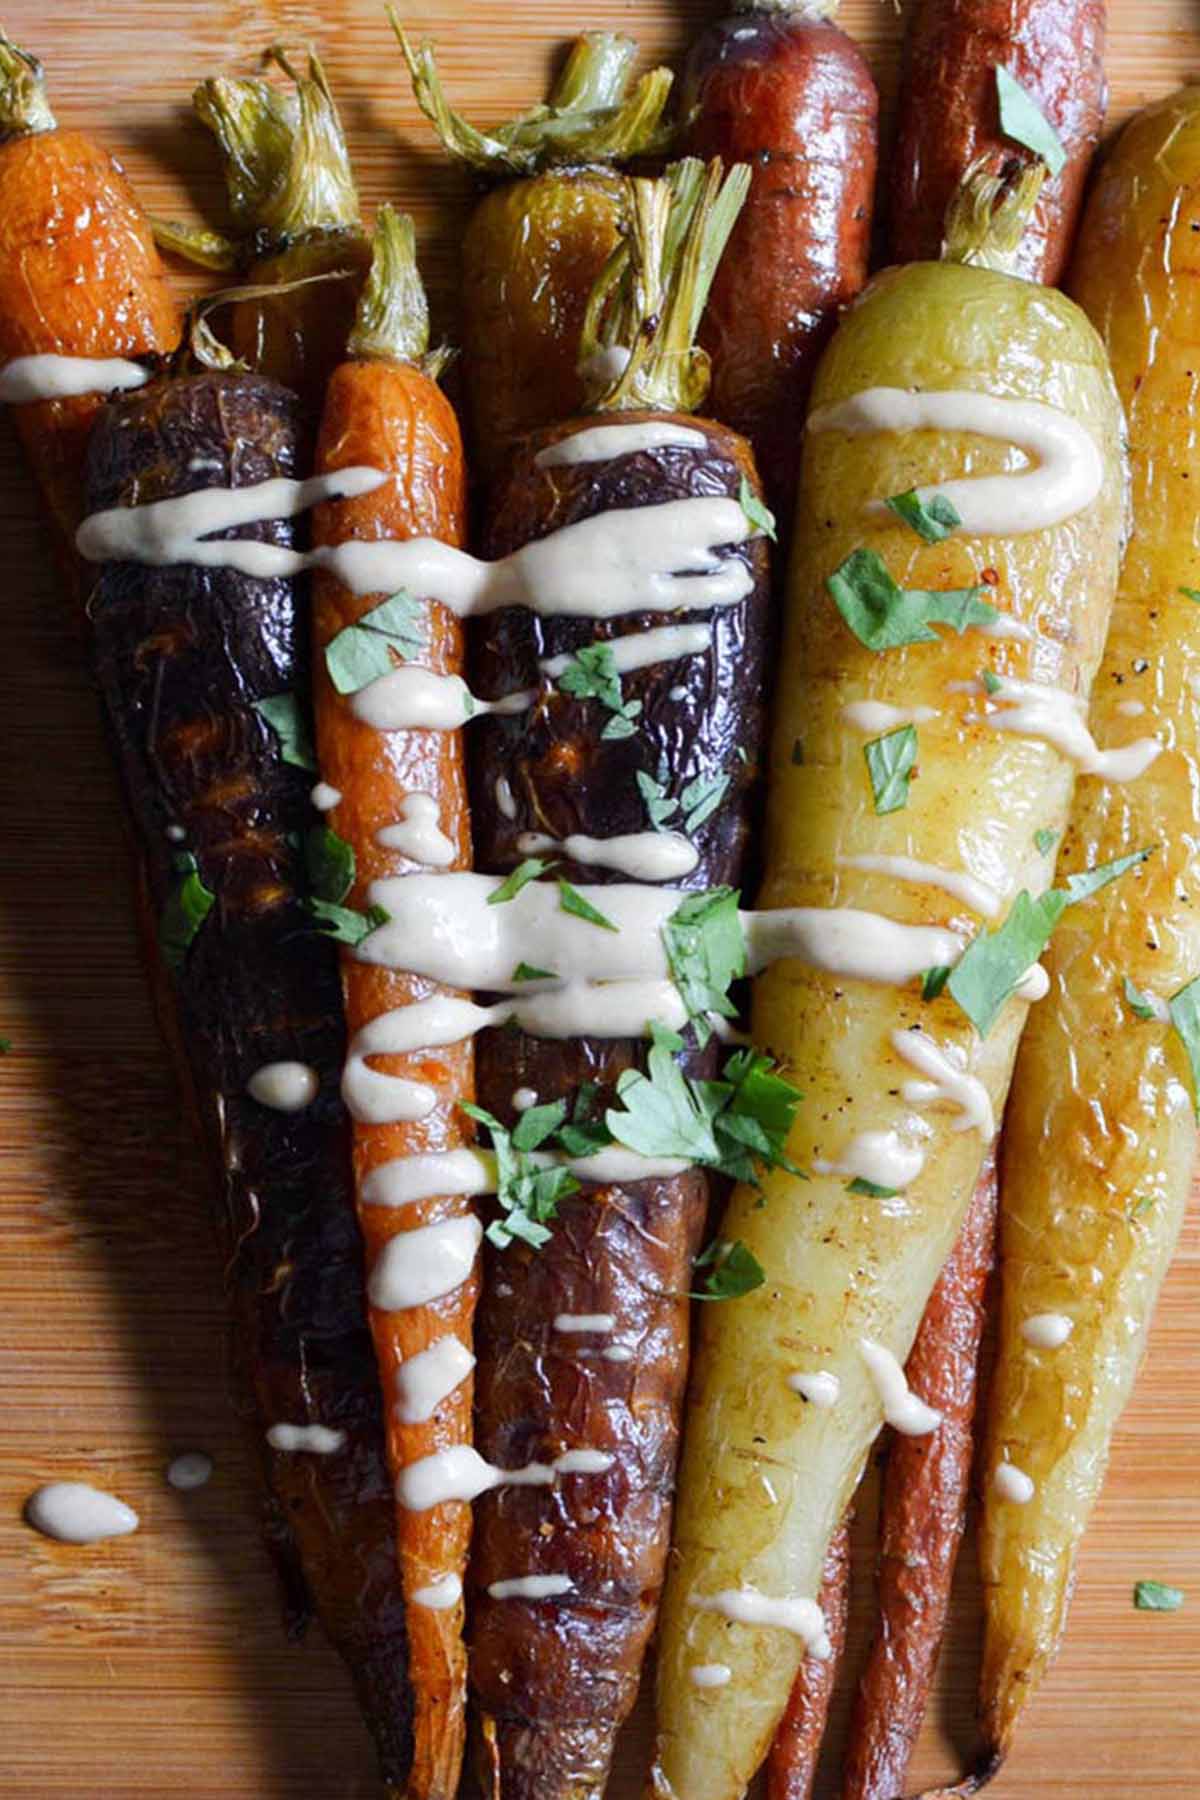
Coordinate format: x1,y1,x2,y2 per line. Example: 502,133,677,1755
948,848,1155,1036
488,858,553,906
637,768,680,831
995,65,1067,177
1168,974,1200,1118
513,961,555,982
828,548,999,651
1034,827,1058,855
922,965,952,1001
462,1100,579,1250
690,1237,765,1302
511,1098,569,1152
864,725,918,815
662,886,745,1047
305,824,355,905
558,879,618,932
738,476,777,544
307,898,389,947
1178,587,1200,604
1133,1580,1184,1612
556,640,643,740
253,692,316,771
324,589,426,695
1124,977,1160,1022
848,1176,901,1198
160,852,215,972
981,668,1003,695
680,771,730,833
884,489,961,544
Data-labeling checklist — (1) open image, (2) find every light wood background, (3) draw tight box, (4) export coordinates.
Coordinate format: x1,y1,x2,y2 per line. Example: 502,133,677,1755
2,2,1199,1795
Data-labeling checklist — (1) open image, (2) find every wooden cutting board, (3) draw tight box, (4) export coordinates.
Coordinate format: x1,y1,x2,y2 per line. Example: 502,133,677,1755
1,2,1198,1795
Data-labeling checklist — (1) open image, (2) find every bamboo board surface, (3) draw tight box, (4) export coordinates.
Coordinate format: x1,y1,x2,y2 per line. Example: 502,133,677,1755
1,1,1199,1795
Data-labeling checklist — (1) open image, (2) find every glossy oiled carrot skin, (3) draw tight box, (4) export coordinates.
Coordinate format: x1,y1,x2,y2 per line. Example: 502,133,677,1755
231,229,373,427
312,359,473,1800
889,0,1106,283
765,1522,851,1800
681,9,878,521
0,125,178,544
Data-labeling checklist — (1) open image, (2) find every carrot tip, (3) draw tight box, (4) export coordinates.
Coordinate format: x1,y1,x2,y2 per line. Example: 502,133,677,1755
905,1746,1004,1800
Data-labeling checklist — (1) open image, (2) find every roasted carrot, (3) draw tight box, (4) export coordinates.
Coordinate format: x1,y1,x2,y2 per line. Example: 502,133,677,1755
764,1521,851,1800
0,28,178,547
158,45,371,423
309,207,474,1800
680,0,878,523
394,18,672,479
888,0,1106,283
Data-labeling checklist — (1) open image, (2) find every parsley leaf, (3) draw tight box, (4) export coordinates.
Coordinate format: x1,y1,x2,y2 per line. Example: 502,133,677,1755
160,852,215,972
848,1176,901,1197
558,879,617,931
828,548,999,651
691,1238,765,1302
511,1098,568,1152
995,65,1067,177
884,489,961,544
305,824,355,905
462,1101,579,1250
738,476,778,543
1168,974,1200,1118
555,1082,612,1158
324,590,426,695
680,771,730,833
1133,1580,1184,1612
308,898,389,946
556,641,643,740
1179,587,1200,603
949,848,1155,1036
662,887,745,1047
637,768,680,831
981,668,1003,695
513,961,555,982
1124,976,1160,1021
488,858,553,905
864,725,918,815
922,965,951,1001
253,692,316,771
1034,827,1058,855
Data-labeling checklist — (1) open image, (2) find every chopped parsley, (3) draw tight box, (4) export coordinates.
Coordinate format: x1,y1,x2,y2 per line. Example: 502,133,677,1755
691,1237,765,1302
324,590,426,695
510,1098,568,1152
1034,827,1058,855
253,692,316,771
662,887,745,1046
980,668,1003,695
555,641,642,740
1178,587,1200,604
513,961,555,982
1133,1580,1184,1612
305,824,355,904
1123,976,1160,1022
554,1082,611,1159
922,965,952,1001
1168,974,1200,1118
462,1101,579,1250
558,879,617,931
738,476,778,543
828,548,999,651
848,1176,901,1198
864,725,918,815
637,768,680,831
948,847,1155,1036
488,858,553,906
995,65,1067,178
308,898,389,946
884,489,961,544
160,852,215,972
680,771,730,833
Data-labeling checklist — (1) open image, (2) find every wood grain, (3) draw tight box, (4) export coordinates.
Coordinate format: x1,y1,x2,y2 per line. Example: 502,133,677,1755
0,3,1197,1796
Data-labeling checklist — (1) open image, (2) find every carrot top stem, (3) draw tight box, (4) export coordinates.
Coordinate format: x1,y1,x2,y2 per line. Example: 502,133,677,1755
941,155,1047,274
0,27,55,139
581,157,750,417
391,14,673,177
347,203,450,377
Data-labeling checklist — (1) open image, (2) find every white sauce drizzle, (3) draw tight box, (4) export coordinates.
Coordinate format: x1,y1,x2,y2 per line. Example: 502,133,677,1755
350,666,533,733
1021,1312,1074,1350
837,852,1002,919
892,1028,995,1137
394,1337,475,1425
964,675,1161,781
487,1573,575,1599
554,1313,615,1334
412,1573,462,1610
396,1443,614,1511
377,792,456,867
368,1215,483,1312
266,1423,346,1455
690,1663,733,1689
517,829,699,882
1015,963,1051,1002
311,781,341,812
24,1482,139,1544
1116,698,1146,717
342,1007,440,1124
604,1345,635,1364
535,421,706,467
813,1129,925,1190
994,1462,1036,1503
247,1060,319,1113
495,776,517,820
359,1144,689,1209
859,1339,941,1436
808,387,1104,536
787,1370,840,1409
512,1087,538,1112
166,1452,213,1491
541,622,711,680
0,352,150,405
841,701,939,732
692,1587,832,1660
166,823,186,842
